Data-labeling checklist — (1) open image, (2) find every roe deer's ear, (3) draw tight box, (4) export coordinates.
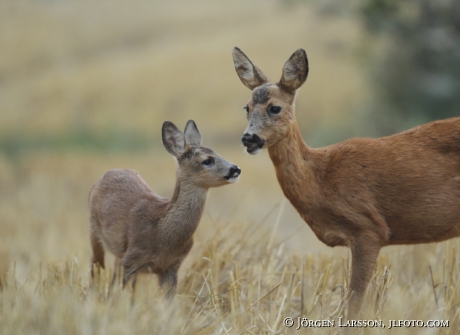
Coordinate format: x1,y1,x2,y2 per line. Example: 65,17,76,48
162,121,186,157
232,47,269,90
184,120,202,146
278,49,309,93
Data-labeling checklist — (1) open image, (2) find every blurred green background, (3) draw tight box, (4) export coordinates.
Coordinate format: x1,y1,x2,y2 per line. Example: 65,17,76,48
1,0,459,275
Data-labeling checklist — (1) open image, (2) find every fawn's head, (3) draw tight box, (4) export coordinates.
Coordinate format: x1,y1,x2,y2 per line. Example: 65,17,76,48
232,47,308,154
162,120,241,188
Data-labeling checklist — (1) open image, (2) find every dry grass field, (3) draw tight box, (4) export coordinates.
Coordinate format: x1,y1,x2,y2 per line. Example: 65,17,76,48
1,1,459,334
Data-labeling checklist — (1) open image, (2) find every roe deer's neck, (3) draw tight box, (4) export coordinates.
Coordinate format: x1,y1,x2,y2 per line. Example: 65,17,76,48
267,120,324,214
165,176,208,239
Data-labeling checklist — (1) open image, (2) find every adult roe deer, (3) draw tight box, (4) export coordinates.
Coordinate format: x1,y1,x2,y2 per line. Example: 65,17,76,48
232,47,460,317
88,120,241,297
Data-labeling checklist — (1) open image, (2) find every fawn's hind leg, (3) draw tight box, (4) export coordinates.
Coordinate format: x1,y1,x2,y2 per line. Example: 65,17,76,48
90,219,105,278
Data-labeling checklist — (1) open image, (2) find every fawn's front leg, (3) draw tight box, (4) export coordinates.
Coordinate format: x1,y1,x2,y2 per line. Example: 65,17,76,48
121,250,144,289
158,239,193,299
158,262,180,299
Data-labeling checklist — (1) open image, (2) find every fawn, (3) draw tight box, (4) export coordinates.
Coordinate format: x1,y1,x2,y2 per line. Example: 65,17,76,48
232,47,460,317
88,120,241,297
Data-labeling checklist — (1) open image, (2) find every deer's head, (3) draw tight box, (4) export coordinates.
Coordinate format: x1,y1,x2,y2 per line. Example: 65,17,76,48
232,47,308,154
162,120,241,188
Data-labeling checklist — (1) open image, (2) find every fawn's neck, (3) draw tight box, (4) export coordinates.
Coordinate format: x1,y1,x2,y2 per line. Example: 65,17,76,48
165,176,208,240
267,120,324,217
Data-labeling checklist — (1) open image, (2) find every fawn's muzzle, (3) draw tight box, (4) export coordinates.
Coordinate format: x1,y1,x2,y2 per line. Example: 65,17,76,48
225,165,241,182
241,133,265,154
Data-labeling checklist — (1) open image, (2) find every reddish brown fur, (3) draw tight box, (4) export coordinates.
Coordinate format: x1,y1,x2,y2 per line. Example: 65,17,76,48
88,120,240,297
232,47,460,317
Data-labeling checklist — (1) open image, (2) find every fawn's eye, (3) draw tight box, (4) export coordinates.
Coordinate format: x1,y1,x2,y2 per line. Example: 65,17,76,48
243,105,249,114
202,158,214,166
268,105,281,114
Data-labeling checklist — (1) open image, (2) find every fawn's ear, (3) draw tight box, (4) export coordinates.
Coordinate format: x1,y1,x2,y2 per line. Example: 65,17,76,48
184,120,202,146
162,121,186,157
232,47,269,90
278,49,309,93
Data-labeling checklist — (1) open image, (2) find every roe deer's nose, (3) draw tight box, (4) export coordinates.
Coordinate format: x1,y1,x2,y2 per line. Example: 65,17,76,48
230,166,241,177
241,133,265,150
241,133,254,145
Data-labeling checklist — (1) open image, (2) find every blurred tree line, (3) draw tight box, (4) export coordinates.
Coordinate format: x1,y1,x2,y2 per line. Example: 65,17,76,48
361,0,460,134
284,0,460,136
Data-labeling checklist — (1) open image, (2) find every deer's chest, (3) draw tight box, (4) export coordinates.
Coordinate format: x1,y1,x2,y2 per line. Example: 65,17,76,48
275,164,350,247
303,210,349,247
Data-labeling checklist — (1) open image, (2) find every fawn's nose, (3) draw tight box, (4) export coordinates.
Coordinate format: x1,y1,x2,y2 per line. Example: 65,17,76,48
230,166,241,177
225,165,241,182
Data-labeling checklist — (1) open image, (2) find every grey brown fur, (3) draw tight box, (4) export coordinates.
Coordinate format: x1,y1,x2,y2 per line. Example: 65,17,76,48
89,120,240,297
252,84,271,105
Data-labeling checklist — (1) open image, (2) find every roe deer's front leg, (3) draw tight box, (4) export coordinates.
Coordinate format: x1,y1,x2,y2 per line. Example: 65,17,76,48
347,234,381,319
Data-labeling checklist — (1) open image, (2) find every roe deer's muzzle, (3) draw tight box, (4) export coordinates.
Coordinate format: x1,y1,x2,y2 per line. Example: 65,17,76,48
241,133,265,155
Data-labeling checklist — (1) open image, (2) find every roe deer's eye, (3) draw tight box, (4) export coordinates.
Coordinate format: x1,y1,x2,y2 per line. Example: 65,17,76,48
202,158,214,166
243,105,249,114
268,105,281,114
